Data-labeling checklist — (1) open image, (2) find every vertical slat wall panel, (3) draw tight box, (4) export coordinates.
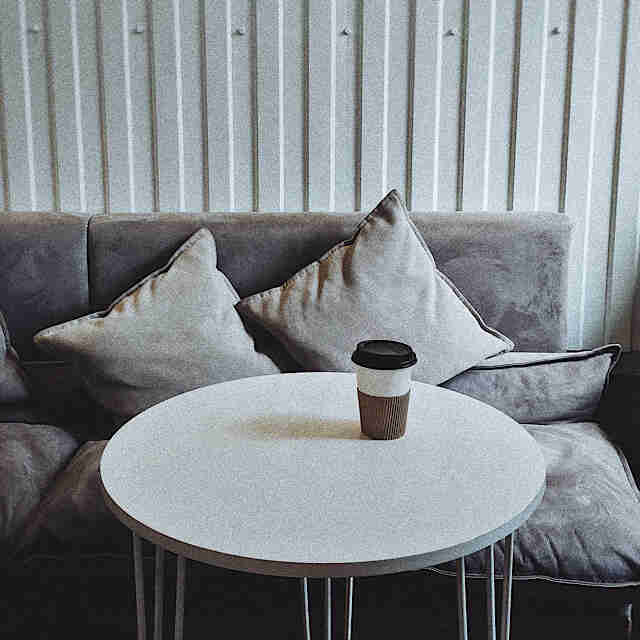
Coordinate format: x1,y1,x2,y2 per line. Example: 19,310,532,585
256,0,285,211
0,3,35,209
49,0,84,212
27,0,55,211
203,0,233,211
2,1,640,348
386,1,411,207
410,0,443,211
179,0,204,212
611,0,640,348
513,0,549,210
564,0,602,349
76,1,104,213
360,0,390,211
334,0,361,212
152,0,185,211
437,0,465,211
583,1,626,347
308,0,337,211
101,2,135,211
231,0,254,212
485,0,517,211
463,0,495,210
282,0,306,211
127,0,155,211
537,1,571,212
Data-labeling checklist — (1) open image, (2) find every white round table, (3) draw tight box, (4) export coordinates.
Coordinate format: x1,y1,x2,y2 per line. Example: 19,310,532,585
100,372,545,640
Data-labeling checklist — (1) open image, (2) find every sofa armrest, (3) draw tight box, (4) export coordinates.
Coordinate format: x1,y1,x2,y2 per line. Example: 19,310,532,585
598,351,640,479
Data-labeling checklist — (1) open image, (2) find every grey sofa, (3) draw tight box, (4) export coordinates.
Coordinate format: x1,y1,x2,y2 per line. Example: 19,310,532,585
1,208,639,637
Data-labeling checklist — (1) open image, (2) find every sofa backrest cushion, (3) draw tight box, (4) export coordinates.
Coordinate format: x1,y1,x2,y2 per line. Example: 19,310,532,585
0,212,89,360
88,211,571,352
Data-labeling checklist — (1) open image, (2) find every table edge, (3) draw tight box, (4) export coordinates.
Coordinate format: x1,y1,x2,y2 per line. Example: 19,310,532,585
99,469,545,579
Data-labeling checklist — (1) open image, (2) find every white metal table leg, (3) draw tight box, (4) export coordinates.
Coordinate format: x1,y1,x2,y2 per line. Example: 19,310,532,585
344,577,354,640
457,556,468,640
487,545,496,640
154,547,165,640
325,578,332,640
132,532,147,640
301,578,311,640
501,533,515,640
175,555,186,640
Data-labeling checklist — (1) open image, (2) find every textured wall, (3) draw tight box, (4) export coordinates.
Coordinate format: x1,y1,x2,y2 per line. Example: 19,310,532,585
0,1,638,350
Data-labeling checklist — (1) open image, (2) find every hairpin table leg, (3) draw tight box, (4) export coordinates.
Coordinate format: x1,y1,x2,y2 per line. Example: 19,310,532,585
154,547,164,640
175,555,186,640
325,578,332,640
501,533,515,640
487,545,496,640
344,577,354,640
132,532,147,640
301,578,311,640
457,556,468,640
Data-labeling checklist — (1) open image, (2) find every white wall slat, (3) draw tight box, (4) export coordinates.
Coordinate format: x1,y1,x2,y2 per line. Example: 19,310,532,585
101,1,134,211
360,0,390,211
437,0,465,211
48,0,84,212
463,0,495,210
513,0,549,210
308,0,337,211
204,0,234,211
563,0,602,349
27,0,55,211
231,0,254,212
582,1,626,347
282,0,306,211
179,0,205,213
486,0,517,211
410,0,443,211
152,0,185,211
607,0,640,349
536,1,570,212
386,0,411,207
0,3,35,209
76,0,104,213
256,0,285,211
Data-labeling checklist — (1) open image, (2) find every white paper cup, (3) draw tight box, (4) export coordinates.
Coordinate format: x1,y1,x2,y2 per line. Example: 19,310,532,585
351,341,417,440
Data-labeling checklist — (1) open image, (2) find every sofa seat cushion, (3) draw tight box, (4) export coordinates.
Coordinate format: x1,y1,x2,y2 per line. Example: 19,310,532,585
10,441,130,562
430,421,640,585
0,423,79,560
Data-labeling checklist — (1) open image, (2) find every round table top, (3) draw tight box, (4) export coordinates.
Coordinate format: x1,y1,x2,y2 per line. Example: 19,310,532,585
100,372,545,578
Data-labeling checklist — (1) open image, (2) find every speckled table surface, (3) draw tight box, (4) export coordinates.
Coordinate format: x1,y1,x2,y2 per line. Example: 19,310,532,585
100,372,545,579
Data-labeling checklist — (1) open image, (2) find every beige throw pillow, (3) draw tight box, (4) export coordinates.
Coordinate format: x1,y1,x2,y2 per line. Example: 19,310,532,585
237,190,513,384
34,228,280,418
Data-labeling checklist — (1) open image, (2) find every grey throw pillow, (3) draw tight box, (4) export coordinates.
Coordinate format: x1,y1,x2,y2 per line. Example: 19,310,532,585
442,345,621,424
33,228,280,418
0,310,29,404
237,189,513,384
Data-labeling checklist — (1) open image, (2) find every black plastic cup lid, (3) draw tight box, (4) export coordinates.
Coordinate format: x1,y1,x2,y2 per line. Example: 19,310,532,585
351,340,418,370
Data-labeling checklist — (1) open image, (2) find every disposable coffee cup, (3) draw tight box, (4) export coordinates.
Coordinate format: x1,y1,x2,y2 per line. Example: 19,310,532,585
351,340,418,440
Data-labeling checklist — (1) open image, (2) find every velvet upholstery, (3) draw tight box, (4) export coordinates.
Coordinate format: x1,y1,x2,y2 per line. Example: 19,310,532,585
87,210,571,352
0,423,78,559
0,212,89,360
237,190,513,383
431,421,640,585
33,229,280,419
442,346,621,424
0,311,29,403
12,440,130,560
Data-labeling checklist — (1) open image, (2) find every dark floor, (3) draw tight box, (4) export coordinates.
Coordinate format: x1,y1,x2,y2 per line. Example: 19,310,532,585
0,562,634,639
